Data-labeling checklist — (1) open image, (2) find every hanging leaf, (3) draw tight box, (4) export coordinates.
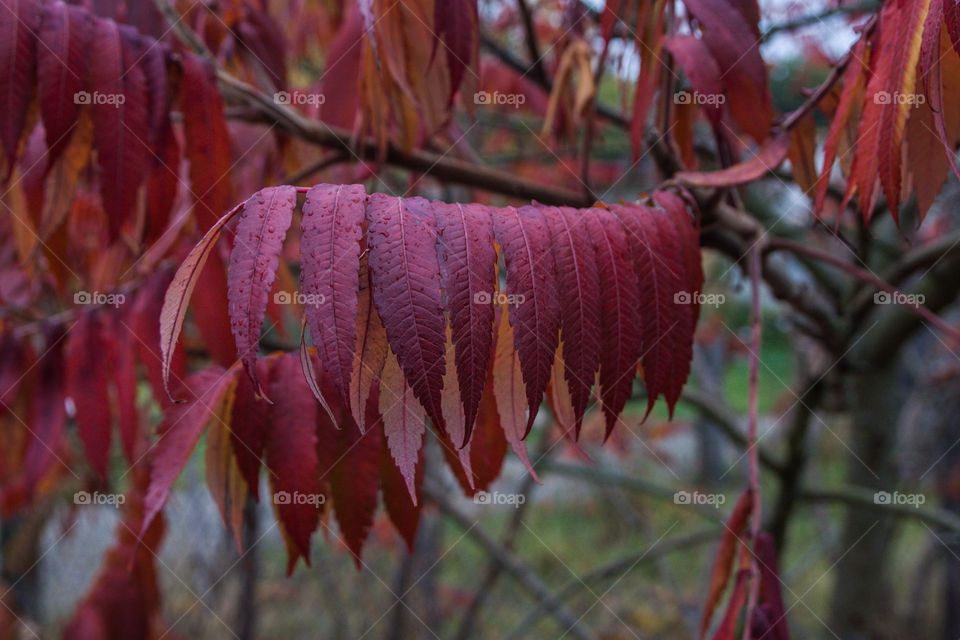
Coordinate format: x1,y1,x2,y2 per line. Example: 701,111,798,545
366,194,447,432
300,184,366,404
227,186,297,396
492,205,561,433
434,201,497,443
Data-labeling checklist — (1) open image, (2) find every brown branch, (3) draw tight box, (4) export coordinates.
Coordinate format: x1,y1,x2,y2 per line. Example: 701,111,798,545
516,0,548,86
503,528,720,640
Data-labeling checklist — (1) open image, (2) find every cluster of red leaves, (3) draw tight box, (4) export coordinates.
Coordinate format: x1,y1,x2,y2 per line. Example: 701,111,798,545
0,0,233,245
699,492,790,640
154,184,703,564
0,269,184,513
808,0,960,225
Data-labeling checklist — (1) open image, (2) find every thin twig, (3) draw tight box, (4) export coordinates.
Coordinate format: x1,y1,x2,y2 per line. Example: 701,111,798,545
743,242,763,640
766,237,960,344
504,528,719,640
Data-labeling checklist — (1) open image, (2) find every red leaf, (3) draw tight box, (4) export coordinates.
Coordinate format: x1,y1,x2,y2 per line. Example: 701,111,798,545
89,17,150,240
134,269,185,405
366,194,447,432
752,531,791,640
655,191,703,409
37,3,92,167
300,184,366,403
434,201,497,444
144,120,179,243
875,0,932,223
433,0,477,101
229,359,271,499
67,311,113,479
946,0,960,56
815,37,868,215
663,35,724,126
682,0,772,142
180,52,233,232
611,204,684,417
924,19,960,192
266,355,320,569
546,206,601,434
676,131,790,188
329,384,382,566
710,568,750,640
160,204,243,398
700,489,753,638
227,185,297,396
0,0,38,179
379,349,426,504
585,208,641,437
491,205,560,433
142,367,236,536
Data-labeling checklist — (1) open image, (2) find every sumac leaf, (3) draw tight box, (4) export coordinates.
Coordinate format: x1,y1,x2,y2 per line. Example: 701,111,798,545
300,184,366,403
366,194,447,431
227,186,297,396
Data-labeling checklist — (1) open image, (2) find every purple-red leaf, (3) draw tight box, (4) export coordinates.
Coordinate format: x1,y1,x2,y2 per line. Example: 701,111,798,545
328,384,382,566
230,359,271,500
0,0,38,179
300,184,366,403
366,194,447,432
611,203,684,417
89,17,150,240
142,367,236,536
266,355,320,570
37,3,92,167
66,311,113,479
546,206,601,435
227,186,297,396
491,205,561,433
180,52,233,232
434,201,497,444
585,209,641,437
160,204,243,398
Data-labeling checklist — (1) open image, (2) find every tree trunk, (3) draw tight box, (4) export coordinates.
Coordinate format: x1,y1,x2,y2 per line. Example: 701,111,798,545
828,365,907,639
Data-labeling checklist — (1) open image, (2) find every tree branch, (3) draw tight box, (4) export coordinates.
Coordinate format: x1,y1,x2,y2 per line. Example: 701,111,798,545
425,487,597,640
